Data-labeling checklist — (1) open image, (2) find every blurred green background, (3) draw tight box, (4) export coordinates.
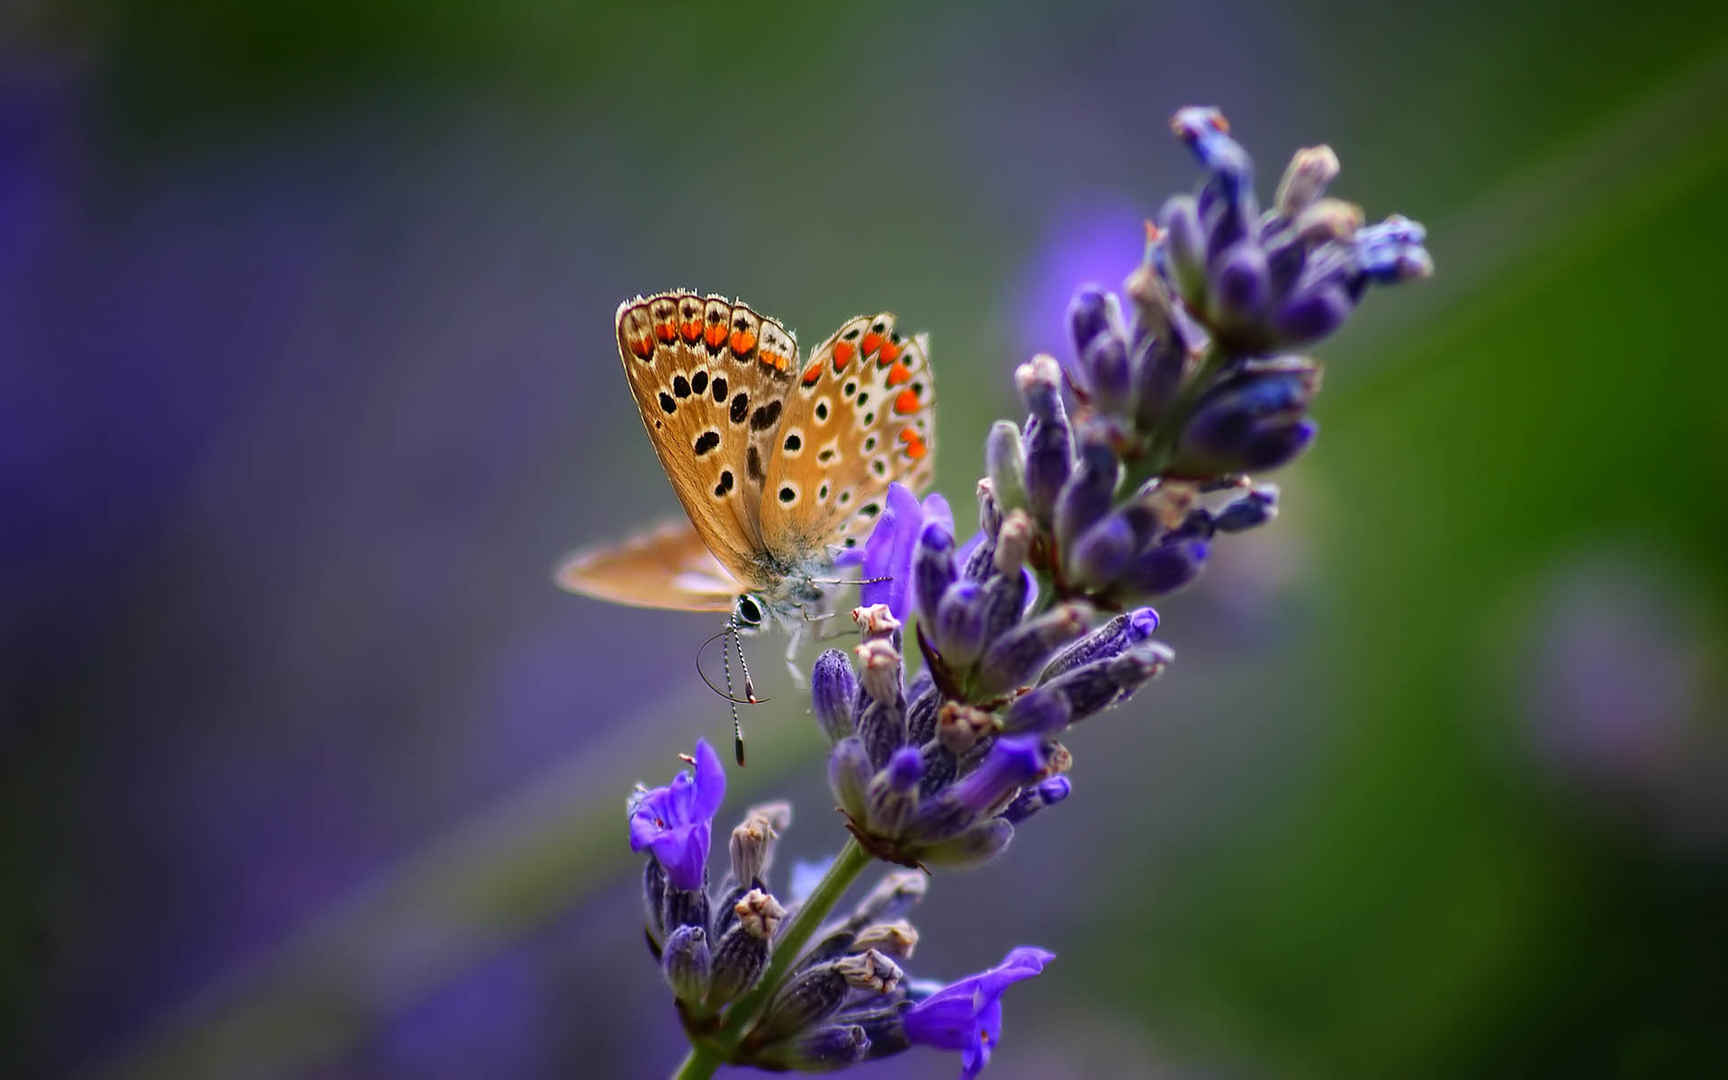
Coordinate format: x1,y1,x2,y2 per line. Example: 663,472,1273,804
6,0,1726,1076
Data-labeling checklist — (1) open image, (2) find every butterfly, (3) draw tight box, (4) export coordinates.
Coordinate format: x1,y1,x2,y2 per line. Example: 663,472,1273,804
556,291,938,755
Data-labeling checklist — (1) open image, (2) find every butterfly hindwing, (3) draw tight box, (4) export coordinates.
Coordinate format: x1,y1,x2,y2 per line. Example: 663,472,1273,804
554,520,740,613
615,291,800,591
759,311,937,557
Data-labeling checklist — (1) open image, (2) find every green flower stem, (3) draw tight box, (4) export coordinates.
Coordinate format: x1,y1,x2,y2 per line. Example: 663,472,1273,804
671,1042,724,1080
672,836,873,1077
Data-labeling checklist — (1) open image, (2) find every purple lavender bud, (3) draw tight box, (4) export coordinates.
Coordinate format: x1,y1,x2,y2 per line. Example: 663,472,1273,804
1242,417,1317,471
1160,194,1208,303
846,1001,914,1059
1069,287,1133,414
1068,513,1136,588
918,741,957,797
1355,214,1433,283
1175,360,1320,476
975,603,1091,696
1214,484,1279,532
857,696,907,771
662,884,710,938
1054,433,1121,554
950,735,1047,816
811,649,858,742
642,858,667,946
756,964,852,1043
1041,644,1173,721
1081,328,1133,415
1131,330,1189,433
912,521,957,626
1125,539,1208,596
985,421,1028,513
978,562,1032,649
1166,506,1216,543
976,477,1004,539
661,924,710,1003
828,736,873,824
998,686,1072,736
1211,240,1269,324
1040,607,1160,680
867,746,925,833
708,889,784,1005
933,580,989,668
1068,286,1114,362
919,817,1015,869
1015,356,1073,524
1273,282,1351,346
906,682,940,745
755,1025,871,1070
1002,775,1072,824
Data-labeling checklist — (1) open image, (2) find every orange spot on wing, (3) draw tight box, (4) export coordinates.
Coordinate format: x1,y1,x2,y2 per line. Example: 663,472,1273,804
705,324,727,348
680,320,702,342
628,336,653,359
729,329,758,356
885,361,912,386
832,341,855,371
877,340,902,366
655,322,677,343
899,428,928,460
761,351,787,372
893,388,920,415
801,360,824,385
861,332,884,357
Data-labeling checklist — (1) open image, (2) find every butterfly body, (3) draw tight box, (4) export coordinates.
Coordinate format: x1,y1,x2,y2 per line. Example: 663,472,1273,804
559,290,937,632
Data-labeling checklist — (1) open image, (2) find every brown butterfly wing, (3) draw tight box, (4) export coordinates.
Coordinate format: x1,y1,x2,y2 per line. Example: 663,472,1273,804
614,292,801,591
757,312,936,558
554,520,739,612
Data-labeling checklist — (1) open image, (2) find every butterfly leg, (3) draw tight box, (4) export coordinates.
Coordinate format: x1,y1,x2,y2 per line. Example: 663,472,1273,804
783,620,810,689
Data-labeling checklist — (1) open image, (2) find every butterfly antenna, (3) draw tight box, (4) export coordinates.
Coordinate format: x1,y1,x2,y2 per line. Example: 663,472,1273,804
809,575,894,586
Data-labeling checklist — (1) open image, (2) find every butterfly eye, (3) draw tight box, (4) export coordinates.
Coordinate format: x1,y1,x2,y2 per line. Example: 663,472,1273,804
734,594,765,629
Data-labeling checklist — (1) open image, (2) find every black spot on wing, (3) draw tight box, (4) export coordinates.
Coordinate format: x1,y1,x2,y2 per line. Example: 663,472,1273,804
749,400,782,431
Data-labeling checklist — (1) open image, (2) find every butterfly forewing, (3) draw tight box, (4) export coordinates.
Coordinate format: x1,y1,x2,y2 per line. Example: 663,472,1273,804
758,311,937,556
615,291,801,591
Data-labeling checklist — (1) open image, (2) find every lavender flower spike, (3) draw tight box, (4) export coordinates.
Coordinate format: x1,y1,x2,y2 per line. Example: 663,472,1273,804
903,946,1056,1079
840,482,954,619
628,738,726,891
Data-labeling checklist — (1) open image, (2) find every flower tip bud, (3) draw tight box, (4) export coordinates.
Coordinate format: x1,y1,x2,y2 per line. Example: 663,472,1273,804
852,919,919,959
734,888,788,940
853,638,903,705
837,948,904,994
1275,144,1342,216
851,603,901,639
